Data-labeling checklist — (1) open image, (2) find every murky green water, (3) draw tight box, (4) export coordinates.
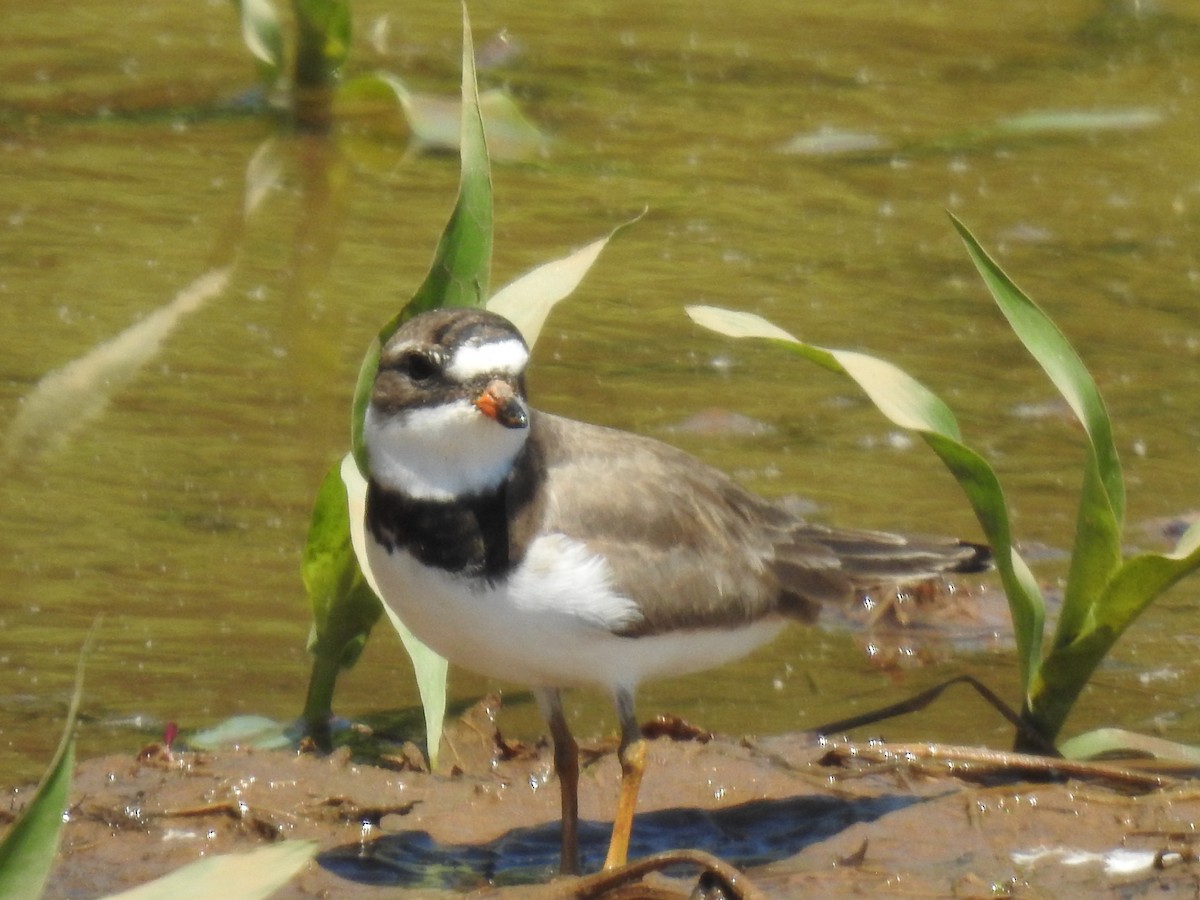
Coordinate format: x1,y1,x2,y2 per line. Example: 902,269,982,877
2,0,1200,783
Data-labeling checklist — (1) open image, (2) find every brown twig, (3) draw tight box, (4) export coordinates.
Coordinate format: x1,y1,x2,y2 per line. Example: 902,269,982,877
566,849,766,900
820,740,1180,791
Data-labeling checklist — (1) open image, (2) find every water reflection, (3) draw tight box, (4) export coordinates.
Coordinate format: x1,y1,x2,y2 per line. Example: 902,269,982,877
2,138,284,467
2,0,1199,786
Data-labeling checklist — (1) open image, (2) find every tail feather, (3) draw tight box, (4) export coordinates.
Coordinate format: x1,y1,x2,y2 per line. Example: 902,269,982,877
782,524,992,590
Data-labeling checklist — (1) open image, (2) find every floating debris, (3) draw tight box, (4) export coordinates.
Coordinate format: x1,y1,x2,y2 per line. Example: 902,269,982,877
777,127,890,157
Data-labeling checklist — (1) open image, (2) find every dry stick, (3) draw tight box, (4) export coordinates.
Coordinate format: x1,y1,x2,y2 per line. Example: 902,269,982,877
809,674,1059,756
821,742,1179,791
568,849,767,900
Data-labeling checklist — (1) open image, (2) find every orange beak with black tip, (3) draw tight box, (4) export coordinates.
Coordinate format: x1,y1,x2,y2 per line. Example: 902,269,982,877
474,378,528,429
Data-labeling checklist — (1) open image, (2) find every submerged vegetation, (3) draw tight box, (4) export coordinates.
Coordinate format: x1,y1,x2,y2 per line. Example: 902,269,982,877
232,0,547,157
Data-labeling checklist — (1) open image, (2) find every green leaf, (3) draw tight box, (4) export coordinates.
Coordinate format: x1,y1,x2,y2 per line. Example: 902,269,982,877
950,214,1133,742
188,715,295,751
950,214,1124,644
340,454,449,768
299,460,383,737
1058,726,1200,764
350,5,493,473
686,305,1046,693
995,108,1162,136
487,212,643,345
0,628,92,899
308,8,493,769
302,460,382,669
232,0,284,80
1031,519,1200,734
294,0,351,79
394,9,492,322
104,841,318,900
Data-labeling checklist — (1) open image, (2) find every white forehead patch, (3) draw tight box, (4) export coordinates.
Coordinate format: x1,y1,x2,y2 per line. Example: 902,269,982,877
446,339,528,381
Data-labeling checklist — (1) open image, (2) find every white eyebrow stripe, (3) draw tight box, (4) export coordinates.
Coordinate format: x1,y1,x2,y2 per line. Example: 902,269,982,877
446,339,529,380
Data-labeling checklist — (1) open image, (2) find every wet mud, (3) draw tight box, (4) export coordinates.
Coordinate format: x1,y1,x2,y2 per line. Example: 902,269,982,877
22,698,1200,899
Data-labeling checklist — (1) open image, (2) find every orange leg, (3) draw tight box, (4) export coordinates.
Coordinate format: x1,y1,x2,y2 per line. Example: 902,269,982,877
602,688,645,871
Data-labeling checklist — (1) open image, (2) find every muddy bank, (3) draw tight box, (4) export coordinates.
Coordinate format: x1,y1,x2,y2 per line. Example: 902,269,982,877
20,701,1200,898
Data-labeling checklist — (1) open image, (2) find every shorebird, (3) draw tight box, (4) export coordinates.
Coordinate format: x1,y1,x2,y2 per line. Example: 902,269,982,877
362,307,989,874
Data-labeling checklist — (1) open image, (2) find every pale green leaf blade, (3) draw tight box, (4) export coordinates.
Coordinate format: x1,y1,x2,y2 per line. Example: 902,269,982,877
233,0,284,77
105,841,318,900
684,305,797,342
685,306,961,439
687,304,1045,689
0,630,92,898
188,715,294,751
996,108,1162,136
341,454,448,768
1058,727,1200,764
346,76,548,163
349,338,381,475
243,137,285,218
488,213,642,345
476,88,551,163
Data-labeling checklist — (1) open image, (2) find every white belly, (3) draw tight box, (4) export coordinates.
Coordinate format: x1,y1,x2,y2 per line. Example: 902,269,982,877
365,531,785,693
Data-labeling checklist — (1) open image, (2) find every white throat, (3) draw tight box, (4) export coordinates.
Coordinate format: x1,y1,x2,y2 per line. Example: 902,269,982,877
365,400,529,501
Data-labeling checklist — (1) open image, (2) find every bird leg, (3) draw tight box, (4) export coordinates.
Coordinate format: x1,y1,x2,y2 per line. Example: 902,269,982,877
603,687,646,871
536,688,580,875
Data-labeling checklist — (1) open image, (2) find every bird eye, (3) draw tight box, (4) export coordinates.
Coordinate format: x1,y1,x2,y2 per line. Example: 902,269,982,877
400,352,439,381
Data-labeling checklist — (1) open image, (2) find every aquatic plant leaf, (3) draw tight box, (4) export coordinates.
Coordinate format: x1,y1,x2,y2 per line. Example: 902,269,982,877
104,840,318,900
294,0,351,74
302,460,382,670
350,5,492,472
1058,725,1200,764
299,461,383,737
950,214,1136,743
187,715,295,751
340,454,449,767
694,220,1200,750
232,0,284,80
951,214,1123,651
1031,519,1200,738
243,136,285,218
351,74,550,163
0,629,90,899
487,212,642,344
308,7,489,764
995,108,1162,135
776,128,890,157
686,304,1046,691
